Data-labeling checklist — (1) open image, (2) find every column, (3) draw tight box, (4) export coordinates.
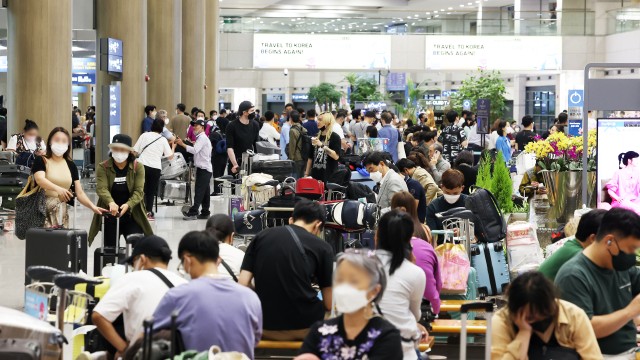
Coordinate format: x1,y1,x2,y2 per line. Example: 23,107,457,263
147,0,182,114
182,0,206,110
7,0,72,135
512,75,527,124
96,0,147,162
205,0,220,113
78,85,94,112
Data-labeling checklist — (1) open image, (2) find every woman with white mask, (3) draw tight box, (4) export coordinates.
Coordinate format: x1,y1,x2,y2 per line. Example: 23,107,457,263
88,134,153,250
32,127,105,228
296,249,403,360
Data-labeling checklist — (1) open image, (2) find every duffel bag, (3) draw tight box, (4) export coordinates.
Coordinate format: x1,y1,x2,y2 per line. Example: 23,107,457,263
325,200,366,231
232,209,265,236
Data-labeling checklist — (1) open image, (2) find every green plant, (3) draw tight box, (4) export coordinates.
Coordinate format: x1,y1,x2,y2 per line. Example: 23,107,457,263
343,73,384,108
450,70,507,121
475,152,493,190
512,202,530,214
307,83,342,110
491,150,514,214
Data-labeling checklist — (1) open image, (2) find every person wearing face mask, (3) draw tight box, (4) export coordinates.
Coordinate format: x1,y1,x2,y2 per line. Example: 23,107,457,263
169,103,191,141
205,214,244,281
375,210,429,360
91,235,186,359
7,119,47,167
175,118,213,221
363,152,408,211
141,105,157,133
153,231,262,356
31,127,104,228
397,158,442,205
226,101,261,176
154,109,177,145
425,169,467,236
555,208,640,358
304,112,342,183
89,134,153,248
239,200,334,341
492,272,601,360
296,250,403,360
186,110,211,142
133,119,174,221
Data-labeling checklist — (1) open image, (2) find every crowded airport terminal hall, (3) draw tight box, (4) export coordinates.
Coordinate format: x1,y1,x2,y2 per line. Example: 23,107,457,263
3,0,640,359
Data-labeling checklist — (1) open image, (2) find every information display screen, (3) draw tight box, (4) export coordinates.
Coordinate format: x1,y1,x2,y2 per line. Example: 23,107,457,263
597,118,640,209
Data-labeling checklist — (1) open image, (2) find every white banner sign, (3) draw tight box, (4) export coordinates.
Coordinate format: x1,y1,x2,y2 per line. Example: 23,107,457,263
425,36,561,71
253,34,391,70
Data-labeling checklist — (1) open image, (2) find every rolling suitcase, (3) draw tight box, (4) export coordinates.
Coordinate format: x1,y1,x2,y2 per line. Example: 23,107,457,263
0,339,40,359
160,153,188,180
0,303,63,360
24,202,87,285
255,141,280,155
460,302,494,360
251,160,294,182
93,215,127,276
0,185,22,210
158,180,188,201
0,164,30,178
0,151,16,164
0,178,24,186
471,241,510,297
296,178,325,200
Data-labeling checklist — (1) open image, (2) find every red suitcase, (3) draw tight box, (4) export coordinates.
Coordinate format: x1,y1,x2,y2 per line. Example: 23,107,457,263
296,178,325,200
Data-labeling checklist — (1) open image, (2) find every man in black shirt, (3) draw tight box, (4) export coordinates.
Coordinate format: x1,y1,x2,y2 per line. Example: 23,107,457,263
226,101,260,176
239,200,334,341
426,169,468,235
515,115,537,151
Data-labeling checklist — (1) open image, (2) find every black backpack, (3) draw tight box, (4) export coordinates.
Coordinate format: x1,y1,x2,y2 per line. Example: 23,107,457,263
288,126,312,161
209,127,226,155
465,187,507,243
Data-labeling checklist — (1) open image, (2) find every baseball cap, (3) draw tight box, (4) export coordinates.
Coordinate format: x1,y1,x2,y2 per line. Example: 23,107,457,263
238,101,254,114
191,119,206,127
122,235,172,265
108,134,133,151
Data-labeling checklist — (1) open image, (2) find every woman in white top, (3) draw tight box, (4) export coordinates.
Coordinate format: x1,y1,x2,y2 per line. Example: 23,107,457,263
205,214,244,282
133,118,173,220
376,210,428,360
487,118,503,150
259,112,281,146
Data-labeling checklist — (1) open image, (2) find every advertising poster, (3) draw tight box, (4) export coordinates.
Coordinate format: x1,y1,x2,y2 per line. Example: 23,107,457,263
24,289,48,321
425,36,561,71
476,99,491,134
254,34,391,70
356,138,389,155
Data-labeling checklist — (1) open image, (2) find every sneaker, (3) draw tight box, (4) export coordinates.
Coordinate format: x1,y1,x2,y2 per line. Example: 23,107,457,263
197,213,210,220
146,212,155,221
183,214,197,221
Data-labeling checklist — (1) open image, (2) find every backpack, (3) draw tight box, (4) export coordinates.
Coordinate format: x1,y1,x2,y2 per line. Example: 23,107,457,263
289,126,312,161
464,187,507,243
209,128,227,155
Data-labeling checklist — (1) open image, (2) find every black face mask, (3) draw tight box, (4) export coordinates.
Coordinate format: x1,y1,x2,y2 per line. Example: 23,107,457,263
530,317,553,333
609,238,637,271
248,112,256,120
319,126,326,132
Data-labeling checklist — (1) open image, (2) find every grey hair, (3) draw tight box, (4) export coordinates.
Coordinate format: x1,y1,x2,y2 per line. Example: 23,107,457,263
156,109,168,119
336,249,387,303
431,143,444,153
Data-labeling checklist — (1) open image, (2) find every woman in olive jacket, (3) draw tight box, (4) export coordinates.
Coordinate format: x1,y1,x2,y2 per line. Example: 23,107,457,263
89,134,153,246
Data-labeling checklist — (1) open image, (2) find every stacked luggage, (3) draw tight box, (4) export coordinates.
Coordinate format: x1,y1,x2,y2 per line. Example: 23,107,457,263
158,153,191,203
0,152,25,210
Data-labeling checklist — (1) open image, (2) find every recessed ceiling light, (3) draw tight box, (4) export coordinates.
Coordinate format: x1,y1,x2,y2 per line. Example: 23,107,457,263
468,2,472,4
406,16,411,19
448,7,453,10
426,16,431,19
373,26,378,29
280,22,284,25
256,17,260,19
414,14,419,17
260,21,263,23
411,22,415,25
426,12,430,14
363,23,367,25
434,10,439,13
434,15,440,18
460,4,465,7
441,8,445,11
338,18,342,20
447,12,451,14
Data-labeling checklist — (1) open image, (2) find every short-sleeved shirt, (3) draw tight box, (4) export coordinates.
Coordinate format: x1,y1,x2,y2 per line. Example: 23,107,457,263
134,132,173,170
555,253,640,355
7,134,46,153
152,276,262,357
225,119,260,160
539,238,583,281
300,316,403,360
241,225,334,330
516,130,537,150
437,125,467,163
309,132,342,182
405,176,427,223
32,156,79,198
93,268,186,341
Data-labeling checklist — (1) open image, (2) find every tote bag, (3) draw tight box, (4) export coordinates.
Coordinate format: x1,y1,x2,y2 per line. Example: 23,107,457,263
435,240,471,295
15,176,46,240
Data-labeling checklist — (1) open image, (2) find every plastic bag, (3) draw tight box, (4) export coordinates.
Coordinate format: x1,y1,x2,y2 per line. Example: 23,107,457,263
435,241,470,295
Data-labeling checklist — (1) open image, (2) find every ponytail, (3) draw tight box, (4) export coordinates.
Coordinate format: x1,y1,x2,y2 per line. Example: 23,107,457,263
376,210,414,275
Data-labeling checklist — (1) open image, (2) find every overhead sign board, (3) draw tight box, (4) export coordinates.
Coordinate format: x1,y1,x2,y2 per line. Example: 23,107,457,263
568,90,584,136
253,34,391,70
425,36,561,71
291,93,309,102
266,94,285,103
72,73,96,85
386,72,407,91
100,38,123,74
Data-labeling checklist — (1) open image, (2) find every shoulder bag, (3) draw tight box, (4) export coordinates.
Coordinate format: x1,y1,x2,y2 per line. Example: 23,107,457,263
137,135,163,158
15,175,46,240
285,225,311,279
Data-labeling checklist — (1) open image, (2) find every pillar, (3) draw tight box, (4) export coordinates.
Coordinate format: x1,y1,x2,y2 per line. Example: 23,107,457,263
205,0,220,113
78,85,93,113
147,0,181,114
7,0,72,136
182,0,206,110
96,0,147,162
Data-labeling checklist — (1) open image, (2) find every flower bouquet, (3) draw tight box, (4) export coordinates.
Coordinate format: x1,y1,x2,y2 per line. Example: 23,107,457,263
524,130,597,172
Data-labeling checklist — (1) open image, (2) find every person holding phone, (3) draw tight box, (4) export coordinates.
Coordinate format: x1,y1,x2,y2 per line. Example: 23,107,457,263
428,143,451,184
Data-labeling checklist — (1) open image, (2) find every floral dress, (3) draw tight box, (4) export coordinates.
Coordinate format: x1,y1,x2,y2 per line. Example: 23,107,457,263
299,315,403,360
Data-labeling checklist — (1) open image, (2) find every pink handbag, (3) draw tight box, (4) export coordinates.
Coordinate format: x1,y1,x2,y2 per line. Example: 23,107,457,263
435,241,471,295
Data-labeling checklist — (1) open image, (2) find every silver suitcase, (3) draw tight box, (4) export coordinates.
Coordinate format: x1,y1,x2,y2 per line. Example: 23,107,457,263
160,153,188,180
255,141,280,155
158,180,188,200
0,306,63,360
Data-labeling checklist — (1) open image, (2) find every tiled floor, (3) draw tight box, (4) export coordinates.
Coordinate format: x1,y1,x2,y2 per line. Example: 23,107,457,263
0,181,211,310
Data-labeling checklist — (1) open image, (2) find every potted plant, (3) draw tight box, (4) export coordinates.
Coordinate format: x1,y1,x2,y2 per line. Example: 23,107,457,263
523,130,597,222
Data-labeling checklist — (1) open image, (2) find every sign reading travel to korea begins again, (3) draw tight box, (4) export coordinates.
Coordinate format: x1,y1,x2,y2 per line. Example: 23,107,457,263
253,34,391,70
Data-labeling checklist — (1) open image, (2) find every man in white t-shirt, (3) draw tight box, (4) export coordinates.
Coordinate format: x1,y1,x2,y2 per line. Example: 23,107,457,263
258,111,281,146
92,236,187,358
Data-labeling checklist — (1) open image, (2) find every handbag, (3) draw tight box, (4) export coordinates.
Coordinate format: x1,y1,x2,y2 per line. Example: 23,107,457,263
15,175,46,240
435,235,471,295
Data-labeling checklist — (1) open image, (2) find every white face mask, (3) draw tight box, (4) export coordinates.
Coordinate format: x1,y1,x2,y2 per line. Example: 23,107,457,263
334,283,371,314
151,111,157,118
213,115,218,120
197,117,205,122
443,193,461,204
25,135,37,143
51,142,68,156
112,151,129,163
369,168,383,183
164,118,170,125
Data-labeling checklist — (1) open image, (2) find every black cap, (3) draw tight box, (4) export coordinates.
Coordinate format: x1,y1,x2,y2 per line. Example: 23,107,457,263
122,235,172,265
109,134,133,151
191,119,206,127
238,101,254,114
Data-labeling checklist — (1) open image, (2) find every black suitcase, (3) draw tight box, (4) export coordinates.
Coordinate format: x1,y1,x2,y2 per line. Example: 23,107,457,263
0,339,40,360
93,215,127,276
251,160,294,182
0,164,30,178
0,177,25,186
24,201,88,285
